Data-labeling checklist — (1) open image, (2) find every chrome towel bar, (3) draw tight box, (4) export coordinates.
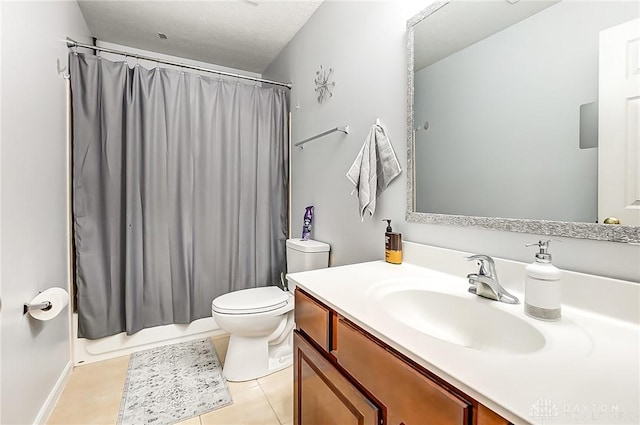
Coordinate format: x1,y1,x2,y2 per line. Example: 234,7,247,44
295,125,349,149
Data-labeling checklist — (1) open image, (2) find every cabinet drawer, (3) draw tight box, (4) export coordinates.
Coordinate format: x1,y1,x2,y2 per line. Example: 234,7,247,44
294,331,379,425
336,318,472,425
295,289,332,351
477,405,511,425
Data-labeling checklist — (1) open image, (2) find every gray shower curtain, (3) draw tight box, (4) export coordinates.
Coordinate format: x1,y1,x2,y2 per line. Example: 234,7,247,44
70,53,289,339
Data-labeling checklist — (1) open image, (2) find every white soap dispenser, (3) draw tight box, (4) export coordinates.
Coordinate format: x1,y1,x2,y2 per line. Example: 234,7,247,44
524,240,562,321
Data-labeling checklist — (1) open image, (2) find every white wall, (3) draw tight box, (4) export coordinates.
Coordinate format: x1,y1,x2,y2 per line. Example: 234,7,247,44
1,2,90,424
264,0,640,283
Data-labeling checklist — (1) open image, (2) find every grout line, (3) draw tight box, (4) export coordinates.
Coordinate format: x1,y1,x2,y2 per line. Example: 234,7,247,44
257,371,294,425
228,379,261,394
257,384,285,425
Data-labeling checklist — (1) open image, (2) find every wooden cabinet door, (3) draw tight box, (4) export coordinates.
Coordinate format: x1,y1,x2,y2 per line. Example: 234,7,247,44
295,289,332,351
476,405,511,425
335,318,472,425
294,331,379,425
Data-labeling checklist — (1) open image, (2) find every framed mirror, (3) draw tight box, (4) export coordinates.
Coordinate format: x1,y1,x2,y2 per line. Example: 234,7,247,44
406,0,640,243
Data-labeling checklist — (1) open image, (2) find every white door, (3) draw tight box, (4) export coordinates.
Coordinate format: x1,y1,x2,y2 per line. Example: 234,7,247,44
598,18,640,226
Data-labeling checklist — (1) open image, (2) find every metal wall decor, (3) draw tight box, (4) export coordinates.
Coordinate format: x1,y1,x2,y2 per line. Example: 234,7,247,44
314,65,335,103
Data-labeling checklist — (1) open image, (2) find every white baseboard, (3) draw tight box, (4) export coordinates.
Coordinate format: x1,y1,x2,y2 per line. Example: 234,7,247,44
33,360,73,425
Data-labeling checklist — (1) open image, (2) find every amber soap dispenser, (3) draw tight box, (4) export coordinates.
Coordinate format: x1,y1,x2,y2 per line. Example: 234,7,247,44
383,219,402,264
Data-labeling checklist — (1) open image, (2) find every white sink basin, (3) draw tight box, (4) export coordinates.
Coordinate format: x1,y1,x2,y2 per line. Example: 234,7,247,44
372,286,546,354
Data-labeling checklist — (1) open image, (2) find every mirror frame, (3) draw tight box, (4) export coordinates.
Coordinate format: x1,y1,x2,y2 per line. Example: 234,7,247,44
406,1,639,244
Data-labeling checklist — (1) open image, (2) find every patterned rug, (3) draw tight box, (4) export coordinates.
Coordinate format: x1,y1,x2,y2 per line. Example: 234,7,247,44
117,338,233,425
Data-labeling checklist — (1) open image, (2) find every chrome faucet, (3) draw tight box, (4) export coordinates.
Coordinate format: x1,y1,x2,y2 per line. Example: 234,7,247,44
465,254,519,304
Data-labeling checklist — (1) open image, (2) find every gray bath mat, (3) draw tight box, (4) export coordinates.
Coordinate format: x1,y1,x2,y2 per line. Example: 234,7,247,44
118,338,233,425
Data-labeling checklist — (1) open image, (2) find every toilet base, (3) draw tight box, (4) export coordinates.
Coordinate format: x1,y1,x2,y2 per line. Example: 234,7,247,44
222,334,293,382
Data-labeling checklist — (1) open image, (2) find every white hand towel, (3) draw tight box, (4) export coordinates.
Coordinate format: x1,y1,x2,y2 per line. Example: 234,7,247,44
346,123,401,220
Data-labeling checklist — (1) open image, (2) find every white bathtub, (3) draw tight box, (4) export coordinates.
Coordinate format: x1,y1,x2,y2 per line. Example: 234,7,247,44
72,313,226,365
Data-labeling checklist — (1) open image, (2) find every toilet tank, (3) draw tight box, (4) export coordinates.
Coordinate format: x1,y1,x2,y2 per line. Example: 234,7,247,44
286,238,330,274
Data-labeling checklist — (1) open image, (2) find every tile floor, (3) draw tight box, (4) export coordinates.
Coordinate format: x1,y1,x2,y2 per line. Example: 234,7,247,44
48,336,293,425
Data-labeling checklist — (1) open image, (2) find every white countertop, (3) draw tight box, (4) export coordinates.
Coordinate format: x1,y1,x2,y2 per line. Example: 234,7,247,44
287,243,640,425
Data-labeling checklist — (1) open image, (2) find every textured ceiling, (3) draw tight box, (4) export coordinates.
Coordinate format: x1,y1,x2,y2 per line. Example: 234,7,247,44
77,0,323,73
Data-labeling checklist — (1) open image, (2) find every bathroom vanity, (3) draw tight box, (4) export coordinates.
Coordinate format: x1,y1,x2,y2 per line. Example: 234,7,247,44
287,242,640,425
294,289,508,425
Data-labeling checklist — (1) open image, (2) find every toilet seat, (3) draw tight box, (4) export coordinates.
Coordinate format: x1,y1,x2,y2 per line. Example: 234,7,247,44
212,286,290,315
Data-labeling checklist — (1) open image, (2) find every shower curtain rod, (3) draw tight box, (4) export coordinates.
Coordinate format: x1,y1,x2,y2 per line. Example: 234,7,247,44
64,38,293,89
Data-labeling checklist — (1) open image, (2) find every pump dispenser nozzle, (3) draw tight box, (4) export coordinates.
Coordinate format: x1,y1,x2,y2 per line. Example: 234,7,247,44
382,219,392,233
525,239,560,262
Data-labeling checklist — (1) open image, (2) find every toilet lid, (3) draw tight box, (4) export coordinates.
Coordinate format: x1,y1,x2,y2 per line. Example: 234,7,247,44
212,286,290,314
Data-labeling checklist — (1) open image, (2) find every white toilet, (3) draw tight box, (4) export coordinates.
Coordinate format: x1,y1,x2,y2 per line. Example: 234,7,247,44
211,238,330,381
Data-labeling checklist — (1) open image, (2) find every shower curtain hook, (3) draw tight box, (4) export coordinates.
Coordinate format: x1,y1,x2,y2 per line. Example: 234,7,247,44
57,58,70,79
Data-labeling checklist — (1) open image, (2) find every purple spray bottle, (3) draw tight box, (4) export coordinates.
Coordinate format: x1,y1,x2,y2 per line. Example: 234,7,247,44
301,206,314,240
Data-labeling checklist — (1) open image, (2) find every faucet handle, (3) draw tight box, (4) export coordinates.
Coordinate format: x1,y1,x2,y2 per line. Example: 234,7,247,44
465,254,496,278
465,254,495,264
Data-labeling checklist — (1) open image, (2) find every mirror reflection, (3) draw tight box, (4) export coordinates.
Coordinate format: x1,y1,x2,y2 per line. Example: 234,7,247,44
412,0,639,225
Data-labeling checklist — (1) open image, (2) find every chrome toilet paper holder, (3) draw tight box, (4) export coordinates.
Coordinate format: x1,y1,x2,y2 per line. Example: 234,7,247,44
23,300,53,315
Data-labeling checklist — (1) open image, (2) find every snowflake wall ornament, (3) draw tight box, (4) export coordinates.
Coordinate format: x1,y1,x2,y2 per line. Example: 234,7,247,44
314,65,335,103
